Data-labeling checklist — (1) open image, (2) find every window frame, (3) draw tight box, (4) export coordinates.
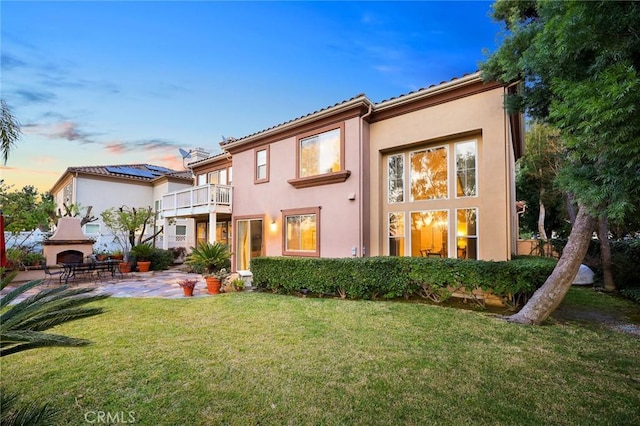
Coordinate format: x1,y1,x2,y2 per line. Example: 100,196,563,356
454,140,478,198
409,144,450,202
455,208,478,259
254,146,270,184
208,168,228,186
234,215,265,271
288,123,350,189
281,206,321,257
409,209,450,258
84,223,100,235
387,153,405,204
388,212,405,256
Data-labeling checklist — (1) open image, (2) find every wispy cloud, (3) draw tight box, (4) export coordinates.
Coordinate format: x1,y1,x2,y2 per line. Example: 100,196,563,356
23,121,96,144
151,154,186,171
0,53,27,70
14,89,56,103
105,138,179,154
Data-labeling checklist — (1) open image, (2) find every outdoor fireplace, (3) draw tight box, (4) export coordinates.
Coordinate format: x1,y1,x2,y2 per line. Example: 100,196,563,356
56,250,84,264
43,217,95,266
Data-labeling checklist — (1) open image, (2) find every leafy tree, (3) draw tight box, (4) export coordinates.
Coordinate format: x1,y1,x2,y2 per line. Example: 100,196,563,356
516,122,568,240
481,0,640,324
101,206,162,256
0,183,56,232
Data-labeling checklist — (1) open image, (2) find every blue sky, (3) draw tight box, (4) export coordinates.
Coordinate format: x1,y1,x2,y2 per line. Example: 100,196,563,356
1,1,503,193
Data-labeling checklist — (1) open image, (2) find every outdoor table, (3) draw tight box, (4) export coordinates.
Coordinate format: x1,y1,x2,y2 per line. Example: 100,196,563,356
59,259,119,283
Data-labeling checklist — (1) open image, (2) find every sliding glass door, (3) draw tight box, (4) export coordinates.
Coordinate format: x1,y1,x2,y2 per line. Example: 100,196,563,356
235,218,263,270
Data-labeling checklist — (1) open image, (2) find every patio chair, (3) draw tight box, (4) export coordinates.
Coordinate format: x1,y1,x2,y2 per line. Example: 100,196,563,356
43,264,64,284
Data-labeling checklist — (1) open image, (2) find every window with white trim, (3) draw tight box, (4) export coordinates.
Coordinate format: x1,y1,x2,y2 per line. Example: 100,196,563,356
84,223,100,234
388,212,405,256
410,146,448,201
255,147,269,183
456,208,478,259
410,210,448,258
455,141,477,197
388,154,404,203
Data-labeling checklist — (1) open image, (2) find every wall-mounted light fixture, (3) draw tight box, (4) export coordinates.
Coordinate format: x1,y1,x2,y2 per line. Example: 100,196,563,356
270,220,277,232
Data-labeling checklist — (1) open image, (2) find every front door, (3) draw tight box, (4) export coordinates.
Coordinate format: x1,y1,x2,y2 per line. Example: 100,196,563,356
235,218,263,271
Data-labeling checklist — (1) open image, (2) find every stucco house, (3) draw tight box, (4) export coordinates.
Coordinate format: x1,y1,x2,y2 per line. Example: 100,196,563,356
49,164,193,257
161,71,524,272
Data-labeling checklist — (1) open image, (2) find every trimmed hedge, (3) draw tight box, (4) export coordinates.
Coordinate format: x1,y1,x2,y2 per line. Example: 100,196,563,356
251,256,557,307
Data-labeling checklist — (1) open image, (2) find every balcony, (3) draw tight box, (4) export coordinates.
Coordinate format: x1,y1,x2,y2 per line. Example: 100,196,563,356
161,184,232,218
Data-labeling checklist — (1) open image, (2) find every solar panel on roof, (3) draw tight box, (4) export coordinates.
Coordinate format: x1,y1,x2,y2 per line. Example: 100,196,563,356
146,165,174,174
105,166,156,179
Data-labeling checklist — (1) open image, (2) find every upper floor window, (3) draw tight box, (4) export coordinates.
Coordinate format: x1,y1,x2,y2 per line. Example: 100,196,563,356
63,182,73,204
197,174,206,186
282,207,320,257
298,125,343,178
388,154,404,204
455,141,477,197
255,146,269,183
208,169,228,185
410,146,448,201
228,166,233,185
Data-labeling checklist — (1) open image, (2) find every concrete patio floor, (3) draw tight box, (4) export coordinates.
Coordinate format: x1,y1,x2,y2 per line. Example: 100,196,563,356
2,267,228,302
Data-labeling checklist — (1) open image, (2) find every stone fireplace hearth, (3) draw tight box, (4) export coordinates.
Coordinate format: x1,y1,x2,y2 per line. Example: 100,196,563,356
43,217,95,266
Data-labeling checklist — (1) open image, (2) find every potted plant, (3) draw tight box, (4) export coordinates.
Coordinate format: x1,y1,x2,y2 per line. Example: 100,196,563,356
178,278,198,297
130,243,154,272
224,278,246,293
109,250,124,261
185,242,231,295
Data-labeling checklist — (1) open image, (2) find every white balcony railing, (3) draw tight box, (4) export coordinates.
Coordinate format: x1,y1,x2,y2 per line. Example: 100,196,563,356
161,184,232,217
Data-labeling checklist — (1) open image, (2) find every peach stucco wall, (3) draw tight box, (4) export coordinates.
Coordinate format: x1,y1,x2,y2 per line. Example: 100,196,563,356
368,86,515,260
231,116,366,258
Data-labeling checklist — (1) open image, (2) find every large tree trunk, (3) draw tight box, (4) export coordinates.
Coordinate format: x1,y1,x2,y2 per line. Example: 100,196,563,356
598,216,615,292
506,205,596,325
538,191,548,241
565,193,577,227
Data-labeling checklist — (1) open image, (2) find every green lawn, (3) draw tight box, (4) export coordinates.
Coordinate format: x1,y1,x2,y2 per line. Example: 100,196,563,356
2,289,639,425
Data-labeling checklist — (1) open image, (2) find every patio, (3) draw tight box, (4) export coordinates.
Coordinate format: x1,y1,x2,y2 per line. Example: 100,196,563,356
2,267,215,302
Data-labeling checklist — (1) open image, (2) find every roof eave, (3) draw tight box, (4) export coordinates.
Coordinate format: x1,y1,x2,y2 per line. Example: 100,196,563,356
374,72,483,111
221,95,373,151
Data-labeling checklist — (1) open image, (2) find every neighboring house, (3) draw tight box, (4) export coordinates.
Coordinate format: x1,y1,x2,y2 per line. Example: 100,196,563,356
50,164,194,254
161,71,524,272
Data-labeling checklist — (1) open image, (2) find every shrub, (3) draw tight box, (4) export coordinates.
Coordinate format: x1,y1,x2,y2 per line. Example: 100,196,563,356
620,288,640,304
149,249,174,271
251,256,557,306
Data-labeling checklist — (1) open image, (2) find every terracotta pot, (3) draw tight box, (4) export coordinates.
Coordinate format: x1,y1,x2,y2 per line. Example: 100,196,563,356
119,262,132,273
206,276,222,294
137,261,151,272
183,287,194,297
110,254,124,261
96,254,108,261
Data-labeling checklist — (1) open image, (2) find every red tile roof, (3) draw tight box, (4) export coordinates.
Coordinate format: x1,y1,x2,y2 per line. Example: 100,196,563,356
65,164,192,182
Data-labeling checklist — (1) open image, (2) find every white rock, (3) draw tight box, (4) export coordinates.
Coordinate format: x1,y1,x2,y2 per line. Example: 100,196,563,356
572,264,594,285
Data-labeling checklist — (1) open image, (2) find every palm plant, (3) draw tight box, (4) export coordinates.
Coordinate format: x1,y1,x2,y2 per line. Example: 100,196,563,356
0,269,109,424
185,242,231,276
130,242,154,262
1,272,110,357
